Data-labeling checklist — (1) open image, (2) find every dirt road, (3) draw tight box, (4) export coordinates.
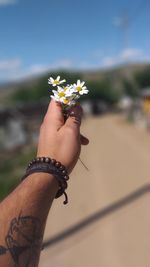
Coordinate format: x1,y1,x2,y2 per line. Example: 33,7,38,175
39,115,150,267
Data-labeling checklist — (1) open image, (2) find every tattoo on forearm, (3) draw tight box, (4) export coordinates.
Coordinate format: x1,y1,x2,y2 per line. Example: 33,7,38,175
0,215,42,267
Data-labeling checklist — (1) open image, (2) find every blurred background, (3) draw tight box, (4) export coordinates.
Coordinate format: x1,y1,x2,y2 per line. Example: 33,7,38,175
0,0,150,266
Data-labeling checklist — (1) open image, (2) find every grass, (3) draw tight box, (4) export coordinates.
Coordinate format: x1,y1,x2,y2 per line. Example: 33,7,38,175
0,145,36,201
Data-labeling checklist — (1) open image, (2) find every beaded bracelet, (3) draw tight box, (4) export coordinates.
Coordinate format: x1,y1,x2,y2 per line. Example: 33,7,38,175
21,157,69,205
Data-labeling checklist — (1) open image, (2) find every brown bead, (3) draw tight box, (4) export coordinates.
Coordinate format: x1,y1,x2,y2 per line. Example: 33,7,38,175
40,157,45,162
64,175,69,181
59,165,65,171
62,181,68,189
62,170,67,175
51,159,56,165
45,157,50,163
55,161,61,168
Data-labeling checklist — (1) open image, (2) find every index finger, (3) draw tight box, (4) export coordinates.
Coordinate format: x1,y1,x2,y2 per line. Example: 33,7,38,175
65,104,83,134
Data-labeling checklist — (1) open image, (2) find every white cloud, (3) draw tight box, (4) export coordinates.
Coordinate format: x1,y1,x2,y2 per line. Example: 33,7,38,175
102,57,117,67
4,64,49,82
0,0,17,6
71,48,144,70
0,50,148,83
0,58,75,82
0,59,21,71
49,59,73,69
27,64,50,75
102,48,144,68
26,59,73,77
0,58,21,83
21,59,73,79
120,48,143,61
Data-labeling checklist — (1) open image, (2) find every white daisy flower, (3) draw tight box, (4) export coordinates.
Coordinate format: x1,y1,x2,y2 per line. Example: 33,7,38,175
53,86,66,98
51,95,60,102
60,97,73,105
51,86,71,102
73,80,89,95
52,86,72,98
61,85,73,96
51,88,79,105
48,75,89,107
60,96,77,106
48,76,66,87
50,94,73,105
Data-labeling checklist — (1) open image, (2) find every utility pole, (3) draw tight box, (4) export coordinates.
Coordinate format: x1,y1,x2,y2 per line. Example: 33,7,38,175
114,11,130,53
121,12,130,51
114,9,141,109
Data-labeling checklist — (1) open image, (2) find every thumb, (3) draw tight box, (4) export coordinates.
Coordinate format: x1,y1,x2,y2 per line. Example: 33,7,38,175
65,105,83,134
45,99,64,130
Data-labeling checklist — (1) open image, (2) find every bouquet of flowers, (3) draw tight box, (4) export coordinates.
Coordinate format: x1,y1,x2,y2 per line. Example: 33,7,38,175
48,75,89,111
48,75,89,170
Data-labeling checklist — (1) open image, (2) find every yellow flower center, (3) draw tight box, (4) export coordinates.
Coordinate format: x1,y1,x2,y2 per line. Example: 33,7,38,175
54,80,59,85
63,99,69,104
76,86,82,92
58,92,65,97
63,87,68,91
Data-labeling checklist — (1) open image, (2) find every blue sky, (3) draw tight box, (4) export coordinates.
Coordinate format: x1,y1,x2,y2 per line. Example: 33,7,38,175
0,0,150,83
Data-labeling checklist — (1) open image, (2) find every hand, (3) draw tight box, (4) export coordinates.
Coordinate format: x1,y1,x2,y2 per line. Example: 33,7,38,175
37,100,89,173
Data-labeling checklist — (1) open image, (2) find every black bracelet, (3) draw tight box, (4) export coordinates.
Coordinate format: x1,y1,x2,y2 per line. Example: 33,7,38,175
21,157,69,205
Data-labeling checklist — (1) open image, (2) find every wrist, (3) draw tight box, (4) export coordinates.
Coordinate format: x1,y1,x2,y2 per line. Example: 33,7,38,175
21,157,69,204
23,172,59,198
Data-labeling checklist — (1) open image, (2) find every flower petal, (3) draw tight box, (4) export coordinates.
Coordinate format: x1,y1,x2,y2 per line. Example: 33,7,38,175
77,80,80,86
59,79,66,84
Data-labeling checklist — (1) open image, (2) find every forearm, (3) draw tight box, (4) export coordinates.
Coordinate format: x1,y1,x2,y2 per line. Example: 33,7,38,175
0,173,58,267
0,99,88,267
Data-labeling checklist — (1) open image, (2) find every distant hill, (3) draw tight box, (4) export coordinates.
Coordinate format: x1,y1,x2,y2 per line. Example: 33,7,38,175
82,62,150,81
1,62,150,105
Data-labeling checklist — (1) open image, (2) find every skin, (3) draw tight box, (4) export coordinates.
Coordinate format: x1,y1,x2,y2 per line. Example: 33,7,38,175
0,100,89,267
37,100,89,172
